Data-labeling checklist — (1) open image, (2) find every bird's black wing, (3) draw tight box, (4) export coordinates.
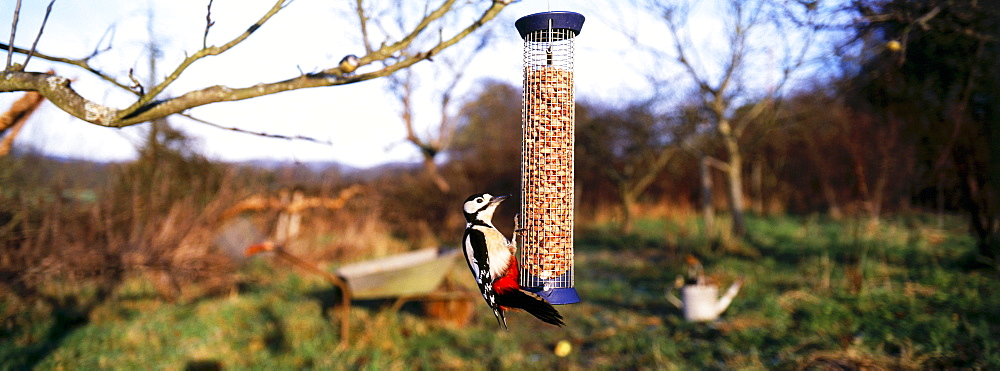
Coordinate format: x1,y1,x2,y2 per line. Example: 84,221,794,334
463,227,506,329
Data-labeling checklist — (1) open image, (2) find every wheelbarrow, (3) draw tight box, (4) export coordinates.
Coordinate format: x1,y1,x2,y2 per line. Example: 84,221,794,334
245,243,475,346
335,247,463,300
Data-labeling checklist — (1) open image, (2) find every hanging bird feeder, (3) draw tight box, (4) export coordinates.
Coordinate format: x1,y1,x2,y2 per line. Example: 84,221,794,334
515,11,584,305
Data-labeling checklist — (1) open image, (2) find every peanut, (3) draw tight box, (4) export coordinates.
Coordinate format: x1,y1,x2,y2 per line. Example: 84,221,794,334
520,66,575,279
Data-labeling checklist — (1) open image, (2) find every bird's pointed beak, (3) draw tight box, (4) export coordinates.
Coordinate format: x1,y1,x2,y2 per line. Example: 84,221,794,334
491,195,510,204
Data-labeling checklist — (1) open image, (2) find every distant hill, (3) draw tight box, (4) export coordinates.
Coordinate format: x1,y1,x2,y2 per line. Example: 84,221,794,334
4,148,429,189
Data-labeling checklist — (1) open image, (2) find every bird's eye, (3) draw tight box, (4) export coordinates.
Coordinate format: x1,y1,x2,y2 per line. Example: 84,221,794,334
475,197,484,203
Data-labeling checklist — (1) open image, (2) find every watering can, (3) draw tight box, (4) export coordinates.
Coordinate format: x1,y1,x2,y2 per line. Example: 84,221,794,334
666,279,742,322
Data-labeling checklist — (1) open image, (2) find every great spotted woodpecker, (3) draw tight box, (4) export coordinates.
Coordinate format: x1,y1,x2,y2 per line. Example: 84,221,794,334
462,193,564,329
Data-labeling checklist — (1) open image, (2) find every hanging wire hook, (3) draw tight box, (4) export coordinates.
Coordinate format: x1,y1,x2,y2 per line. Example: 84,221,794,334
546,18,553,65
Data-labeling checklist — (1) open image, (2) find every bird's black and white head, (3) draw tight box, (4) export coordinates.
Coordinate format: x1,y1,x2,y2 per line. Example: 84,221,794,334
463,193,509,225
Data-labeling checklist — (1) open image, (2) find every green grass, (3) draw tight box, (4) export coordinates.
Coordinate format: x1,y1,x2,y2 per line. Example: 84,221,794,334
2,214,998,369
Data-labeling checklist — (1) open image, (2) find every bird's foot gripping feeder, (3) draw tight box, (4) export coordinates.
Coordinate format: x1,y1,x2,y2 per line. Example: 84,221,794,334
515,11,584,305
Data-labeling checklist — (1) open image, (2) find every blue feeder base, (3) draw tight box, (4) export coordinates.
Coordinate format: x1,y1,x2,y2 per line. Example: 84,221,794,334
524,286,580,305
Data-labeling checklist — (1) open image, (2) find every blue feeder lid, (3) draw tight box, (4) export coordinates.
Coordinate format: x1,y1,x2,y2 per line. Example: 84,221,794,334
515,11,585,40
524,286,581,305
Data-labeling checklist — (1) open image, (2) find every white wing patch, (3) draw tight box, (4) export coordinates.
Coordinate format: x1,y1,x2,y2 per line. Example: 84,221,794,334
464,234,481,283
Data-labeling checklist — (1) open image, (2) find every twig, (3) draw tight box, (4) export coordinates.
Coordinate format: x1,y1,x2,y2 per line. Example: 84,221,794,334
0,0,511,127
913,5,941,31
0,91,44,157
355,0,372,54
6,0,22,69
0,42,133,92
203,0,215,49
127,68,144,95
23,0,55,70
704,155,731,172
117,0,291,120
87,25,115,60
334,0,458,75
180,113,333,145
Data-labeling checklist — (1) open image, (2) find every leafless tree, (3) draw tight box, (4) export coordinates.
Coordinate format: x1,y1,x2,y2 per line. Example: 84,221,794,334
632,0,820,237
382,22,493,193
0,0,515,131
578,102,682,233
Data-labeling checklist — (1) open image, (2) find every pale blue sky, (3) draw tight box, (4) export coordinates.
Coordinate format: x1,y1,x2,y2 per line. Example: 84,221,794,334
1,0,829,168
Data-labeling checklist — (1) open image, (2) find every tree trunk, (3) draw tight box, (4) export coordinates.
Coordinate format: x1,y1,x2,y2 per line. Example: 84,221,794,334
700,155,716,235
726,153,747,237
422,155,450,193
751,160,763,215
720,120,747,237
820,178,843,220
953,145,999,261
620,187,637,234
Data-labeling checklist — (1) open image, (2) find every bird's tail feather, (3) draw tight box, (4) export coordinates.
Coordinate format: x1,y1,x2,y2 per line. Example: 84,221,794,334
493,307,508,330
498,289,564,327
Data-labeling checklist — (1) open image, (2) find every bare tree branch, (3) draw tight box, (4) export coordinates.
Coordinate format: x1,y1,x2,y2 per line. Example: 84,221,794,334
203,0,215,49
914,5,942,31
0,0,511,130
87,25,115,60
0,91,44,157
6,0,23,69
631,147,678,197
117,0,289,120
434,53,472,149
355,0,373,54
345,0,455,69
639,0,820,237
382,4,493,193
662,5,714,98
0,41,134,92
128,68,144,95
180,113,332,145
703,155,730,172
23,0,55,70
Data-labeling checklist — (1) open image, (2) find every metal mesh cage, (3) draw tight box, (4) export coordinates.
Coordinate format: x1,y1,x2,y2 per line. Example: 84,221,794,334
515,11,583,304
